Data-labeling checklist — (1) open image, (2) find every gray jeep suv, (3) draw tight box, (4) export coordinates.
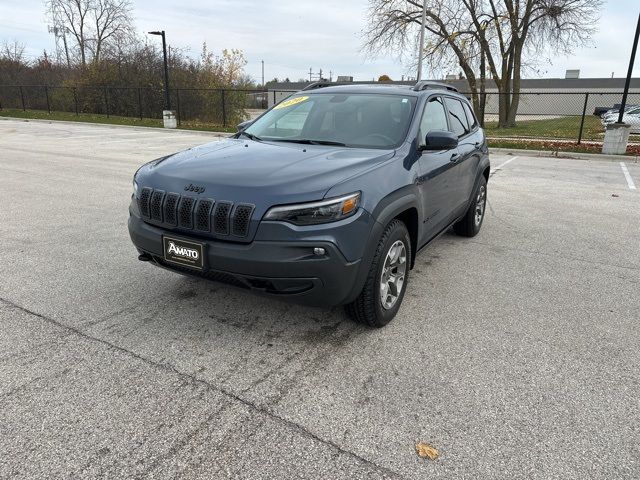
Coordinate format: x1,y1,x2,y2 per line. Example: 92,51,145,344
128,81,490,327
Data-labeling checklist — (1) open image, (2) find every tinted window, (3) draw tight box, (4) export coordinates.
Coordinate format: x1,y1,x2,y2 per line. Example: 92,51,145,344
462,102,478,129
444,98,470,137
418,96,448,145
245,93,417,149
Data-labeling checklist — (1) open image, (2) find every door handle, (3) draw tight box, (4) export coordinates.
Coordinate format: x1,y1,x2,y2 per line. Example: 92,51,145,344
450,153,460,163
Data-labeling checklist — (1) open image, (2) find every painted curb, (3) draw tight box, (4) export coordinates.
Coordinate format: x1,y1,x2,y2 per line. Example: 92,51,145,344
489,147,640,163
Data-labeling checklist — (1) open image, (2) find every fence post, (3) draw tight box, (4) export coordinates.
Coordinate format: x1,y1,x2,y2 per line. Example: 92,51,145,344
104,87,109,118
137,87,142,120
45,85,51,114
221,89,227,127
73,87,79,115
19,86,25,111
577,92,589,145
176,89,181,126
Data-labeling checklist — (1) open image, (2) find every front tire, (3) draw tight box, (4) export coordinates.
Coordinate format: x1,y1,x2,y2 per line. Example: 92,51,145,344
453,176,487,237
345,219,411,327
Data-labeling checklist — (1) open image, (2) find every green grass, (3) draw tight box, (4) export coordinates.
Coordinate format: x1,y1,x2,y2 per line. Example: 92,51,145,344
0,108,237,133
484,115,604,141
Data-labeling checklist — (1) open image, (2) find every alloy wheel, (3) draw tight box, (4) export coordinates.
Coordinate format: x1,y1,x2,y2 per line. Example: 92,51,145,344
380,240,407,310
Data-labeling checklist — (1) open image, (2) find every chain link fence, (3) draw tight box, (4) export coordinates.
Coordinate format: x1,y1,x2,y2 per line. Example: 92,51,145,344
1,85,639,143
474,91,640,144
0,85,269,127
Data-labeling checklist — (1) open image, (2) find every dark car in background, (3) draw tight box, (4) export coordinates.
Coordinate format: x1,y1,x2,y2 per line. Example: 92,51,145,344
129,81,490,327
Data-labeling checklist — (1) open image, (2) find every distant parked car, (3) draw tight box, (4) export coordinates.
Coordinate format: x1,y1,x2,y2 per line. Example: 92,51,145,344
597,104,639,120
601,106,640,133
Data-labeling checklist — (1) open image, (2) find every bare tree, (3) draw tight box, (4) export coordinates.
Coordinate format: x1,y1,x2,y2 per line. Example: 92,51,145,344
46,0,134,66
363,0,603,127
1,40,27,63
90,0,134,62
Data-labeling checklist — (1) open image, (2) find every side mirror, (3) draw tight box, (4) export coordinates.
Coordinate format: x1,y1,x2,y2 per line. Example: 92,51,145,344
420,130,459,151
236,120,253,132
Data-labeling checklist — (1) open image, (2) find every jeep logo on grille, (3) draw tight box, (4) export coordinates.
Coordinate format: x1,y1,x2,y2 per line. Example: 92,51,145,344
184,183,206,194
167,241,199,259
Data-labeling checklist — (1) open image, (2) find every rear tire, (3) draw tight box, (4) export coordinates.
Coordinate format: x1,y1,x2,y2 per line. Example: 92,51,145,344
454,176,487,237
345,219,411,328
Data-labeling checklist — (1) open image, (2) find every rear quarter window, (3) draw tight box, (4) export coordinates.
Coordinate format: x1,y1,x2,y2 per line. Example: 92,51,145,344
444,97,470,137
462,102,478,130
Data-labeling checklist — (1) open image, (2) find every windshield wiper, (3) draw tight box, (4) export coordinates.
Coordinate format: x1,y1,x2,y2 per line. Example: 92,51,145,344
237,131,262,142
270,139,347,147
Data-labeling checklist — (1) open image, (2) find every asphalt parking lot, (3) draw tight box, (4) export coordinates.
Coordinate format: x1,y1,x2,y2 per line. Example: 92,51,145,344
1,118,639,479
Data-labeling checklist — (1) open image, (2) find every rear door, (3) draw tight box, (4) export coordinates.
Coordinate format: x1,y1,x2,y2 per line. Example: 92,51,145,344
460,100,483,201
416,95,460,242
443,97,477,212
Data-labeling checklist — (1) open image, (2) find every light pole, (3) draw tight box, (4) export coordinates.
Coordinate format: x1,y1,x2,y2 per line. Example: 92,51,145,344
416,0,427,81
148,30,171,110
603,12,639,154
617,13,640,124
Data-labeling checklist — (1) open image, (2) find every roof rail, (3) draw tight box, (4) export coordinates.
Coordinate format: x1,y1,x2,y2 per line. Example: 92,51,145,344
301,81,333,91
412,81,459,93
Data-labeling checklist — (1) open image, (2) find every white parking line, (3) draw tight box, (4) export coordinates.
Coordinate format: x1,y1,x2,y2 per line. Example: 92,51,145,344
620,162,637,190
491,156,518,176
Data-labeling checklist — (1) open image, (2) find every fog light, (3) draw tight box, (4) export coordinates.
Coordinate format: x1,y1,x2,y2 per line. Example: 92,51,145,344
313,247,325,256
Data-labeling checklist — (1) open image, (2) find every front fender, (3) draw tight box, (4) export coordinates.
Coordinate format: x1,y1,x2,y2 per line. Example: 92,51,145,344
343,187,421,304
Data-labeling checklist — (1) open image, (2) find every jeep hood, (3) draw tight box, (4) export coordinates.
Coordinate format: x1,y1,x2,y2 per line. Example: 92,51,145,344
136,138,395,210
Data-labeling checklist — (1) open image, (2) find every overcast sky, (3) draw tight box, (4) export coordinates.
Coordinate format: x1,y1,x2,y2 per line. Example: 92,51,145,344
1,0,638,83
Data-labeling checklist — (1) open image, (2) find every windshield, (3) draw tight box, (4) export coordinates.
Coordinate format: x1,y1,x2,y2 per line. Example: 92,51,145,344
245,93,417,149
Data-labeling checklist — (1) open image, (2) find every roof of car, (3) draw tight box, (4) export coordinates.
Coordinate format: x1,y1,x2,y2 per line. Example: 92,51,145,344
298,82,468,99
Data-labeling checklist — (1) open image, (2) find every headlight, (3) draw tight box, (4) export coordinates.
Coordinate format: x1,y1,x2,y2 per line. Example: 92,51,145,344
263,192,360,226
133,179,140,198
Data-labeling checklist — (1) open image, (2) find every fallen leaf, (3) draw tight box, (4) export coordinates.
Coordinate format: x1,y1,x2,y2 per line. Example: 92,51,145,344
612,194,620,197
415,442,439,460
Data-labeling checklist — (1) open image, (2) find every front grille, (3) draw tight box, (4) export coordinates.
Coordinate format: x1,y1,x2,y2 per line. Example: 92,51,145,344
195,199,214,232
138,187,254,239
164,193,180,226
150,190,165,221
178,196,195,229
213,201,233,235
138,187,152,218
232,204,254,237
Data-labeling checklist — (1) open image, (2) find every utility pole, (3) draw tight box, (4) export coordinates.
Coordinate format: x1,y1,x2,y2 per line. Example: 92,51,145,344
329,70,332,82
261,60,265,88
319,68,323,80
148,30,171,111
617,12,640,124
62,32,70,68
416,0,427,81
309,67,312,82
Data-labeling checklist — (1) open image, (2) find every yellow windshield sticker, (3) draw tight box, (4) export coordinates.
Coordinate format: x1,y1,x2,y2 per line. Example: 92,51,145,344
274,96,309,110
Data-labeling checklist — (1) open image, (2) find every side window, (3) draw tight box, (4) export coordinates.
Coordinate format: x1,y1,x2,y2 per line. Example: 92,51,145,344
418,96,449,145
444,97,470,138
462,102,478,130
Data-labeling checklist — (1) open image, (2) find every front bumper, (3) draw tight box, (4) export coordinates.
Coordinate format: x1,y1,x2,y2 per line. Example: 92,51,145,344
128,211,370,307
